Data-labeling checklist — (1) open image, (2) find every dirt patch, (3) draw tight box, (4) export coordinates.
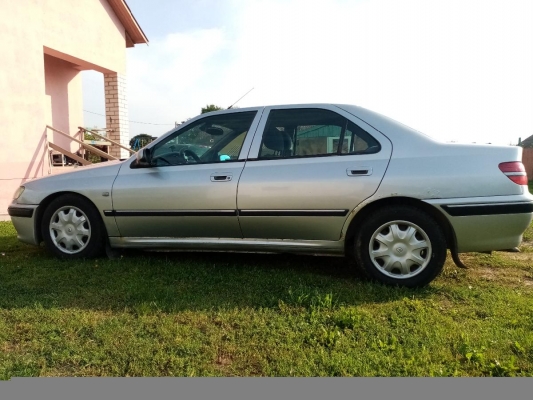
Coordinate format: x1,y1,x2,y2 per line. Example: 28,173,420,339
476,267,497,281
216,354,232,366
500,252,533,262
519,238,533,252
1,342,20,353
523,275,533,286
214,349,234,374
468,266,533,288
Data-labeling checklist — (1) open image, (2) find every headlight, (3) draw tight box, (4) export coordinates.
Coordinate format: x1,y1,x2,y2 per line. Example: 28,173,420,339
13,186,25,200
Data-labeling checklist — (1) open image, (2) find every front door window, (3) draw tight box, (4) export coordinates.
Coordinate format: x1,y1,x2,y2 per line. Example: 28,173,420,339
151,111,257,167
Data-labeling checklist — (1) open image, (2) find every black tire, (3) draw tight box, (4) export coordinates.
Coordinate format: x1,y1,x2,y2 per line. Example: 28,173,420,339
41,194,105,259
354,206,447,287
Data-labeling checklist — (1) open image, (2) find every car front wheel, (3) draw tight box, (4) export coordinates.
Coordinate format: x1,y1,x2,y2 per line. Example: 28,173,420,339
354,206,447,287
41,194,105,259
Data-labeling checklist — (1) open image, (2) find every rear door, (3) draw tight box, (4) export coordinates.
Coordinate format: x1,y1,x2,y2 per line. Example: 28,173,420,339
236,105,392,241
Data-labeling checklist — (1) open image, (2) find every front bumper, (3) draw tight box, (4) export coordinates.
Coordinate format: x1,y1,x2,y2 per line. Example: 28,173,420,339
7,205,35,218
7,204,40,245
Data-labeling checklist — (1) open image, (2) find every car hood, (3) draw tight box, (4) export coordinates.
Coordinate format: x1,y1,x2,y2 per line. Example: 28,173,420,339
27,160,123,184
17,160,125,205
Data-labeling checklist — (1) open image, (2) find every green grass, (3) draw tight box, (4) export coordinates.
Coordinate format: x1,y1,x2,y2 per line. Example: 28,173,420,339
1,220,533,377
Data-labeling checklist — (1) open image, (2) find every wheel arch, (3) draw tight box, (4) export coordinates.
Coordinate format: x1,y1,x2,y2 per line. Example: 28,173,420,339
344,196,456,258
35,191,108,244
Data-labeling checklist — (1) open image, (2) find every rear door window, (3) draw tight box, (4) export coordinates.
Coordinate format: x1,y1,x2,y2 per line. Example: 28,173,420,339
258,108,380,159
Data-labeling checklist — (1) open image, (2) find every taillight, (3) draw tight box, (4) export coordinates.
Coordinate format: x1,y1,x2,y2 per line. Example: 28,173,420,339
499,162,528,185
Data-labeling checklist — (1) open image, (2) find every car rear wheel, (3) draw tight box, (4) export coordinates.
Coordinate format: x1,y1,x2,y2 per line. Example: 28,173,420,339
354,206,447,287
41,194,105,259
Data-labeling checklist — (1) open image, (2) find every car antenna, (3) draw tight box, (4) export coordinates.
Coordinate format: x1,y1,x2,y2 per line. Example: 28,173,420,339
227,87,254,109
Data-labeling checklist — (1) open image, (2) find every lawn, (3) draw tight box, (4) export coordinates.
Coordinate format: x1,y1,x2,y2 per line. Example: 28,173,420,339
1,215,533,378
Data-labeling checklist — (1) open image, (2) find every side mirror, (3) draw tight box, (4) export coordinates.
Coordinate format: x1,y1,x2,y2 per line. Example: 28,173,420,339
136,147,152,168
219,154,231,162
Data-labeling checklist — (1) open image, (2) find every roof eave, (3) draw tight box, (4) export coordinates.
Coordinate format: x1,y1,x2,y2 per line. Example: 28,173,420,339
107,0,149,47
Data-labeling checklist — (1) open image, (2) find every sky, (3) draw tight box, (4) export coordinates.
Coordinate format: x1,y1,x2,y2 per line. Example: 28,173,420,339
82,0,533,145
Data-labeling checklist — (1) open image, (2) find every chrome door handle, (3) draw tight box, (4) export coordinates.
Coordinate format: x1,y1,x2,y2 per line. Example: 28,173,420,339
210,173,233,182
346,167,372,176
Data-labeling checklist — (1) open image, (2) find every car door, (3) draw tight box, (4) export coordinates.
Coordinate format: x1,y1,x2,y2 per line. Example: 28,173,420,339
236,105,392,241
110,109,262,238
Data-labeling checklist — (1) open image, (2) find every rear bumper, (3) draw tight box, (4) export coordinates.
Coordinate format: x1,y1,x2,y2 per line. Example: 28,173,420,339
440,202,533,217
425,195,533,253
7,204,40,245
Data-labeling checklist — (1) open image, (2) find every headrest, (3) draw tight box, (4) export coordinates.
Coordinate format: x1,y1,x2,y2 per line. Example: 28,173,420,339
263,126,289,152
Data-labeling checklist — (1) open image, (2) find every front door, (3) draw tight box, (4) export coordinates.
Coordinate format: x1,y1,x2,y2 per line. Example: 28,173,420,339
236,105,392,241
111,110,261,238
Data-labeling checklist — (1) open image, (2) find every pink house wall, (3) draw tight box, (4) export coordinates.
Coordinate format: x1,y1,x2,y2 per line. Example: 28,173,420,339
44,55,83,152
0,0,133,216
42,0,127,74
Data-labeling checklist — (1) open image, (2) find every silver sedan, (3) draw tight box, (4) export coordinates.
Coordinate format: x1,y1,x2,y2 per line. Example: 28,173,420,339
8,104,533,287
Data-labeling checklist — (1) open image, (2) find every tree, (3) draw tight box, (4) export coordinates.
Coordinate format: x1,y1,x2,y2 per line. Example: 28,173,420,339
130,133,156,150
201,104,224,114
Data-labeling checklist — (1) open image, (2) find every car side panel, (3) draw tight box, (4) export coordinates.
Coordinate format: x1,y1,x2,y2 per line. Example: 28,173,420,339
237,105,393,241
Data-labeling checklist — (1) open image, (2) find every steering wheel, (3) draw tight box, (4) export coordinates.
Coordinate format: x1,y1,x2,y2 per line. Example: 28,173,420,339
152,152,185,166
179,148,201,163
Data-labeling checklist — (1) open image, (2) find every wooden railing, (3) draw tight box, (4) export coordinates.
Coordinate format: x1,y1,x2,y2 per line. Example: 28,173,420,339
46,125,118,162
48,142,92,166
46,125,139,174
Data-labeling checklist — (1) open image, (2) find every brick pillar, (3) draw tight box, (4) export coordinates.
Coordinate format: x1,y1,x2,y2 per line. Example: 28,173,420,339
104,72,130,159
